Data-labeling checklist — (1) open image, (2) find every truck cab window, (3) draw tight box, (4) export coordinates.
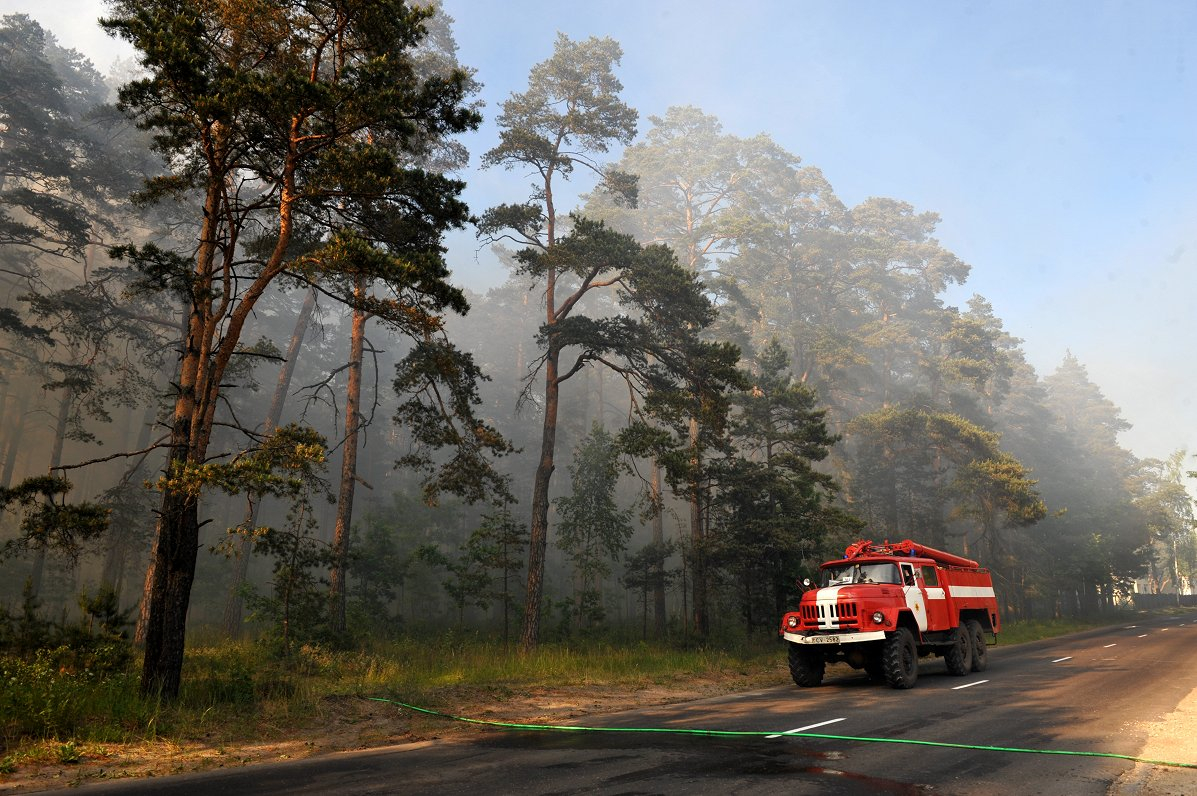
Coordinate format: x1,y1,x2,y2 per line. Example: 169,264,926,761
821,562,901,586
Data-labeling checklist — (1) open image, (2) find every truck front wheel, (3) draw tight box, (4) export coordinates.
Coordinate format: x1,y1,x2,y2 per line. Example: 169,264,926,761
787,642,825,687
882,627,918,689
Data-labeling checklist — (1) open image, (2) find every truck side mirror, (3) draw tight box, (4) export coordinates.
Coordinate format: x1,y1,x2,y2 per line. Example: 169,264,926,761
801,577,812,590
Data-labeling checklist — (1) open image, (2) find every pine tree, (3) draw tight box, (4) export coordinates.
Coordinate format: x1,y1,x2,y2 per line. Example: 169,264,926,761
101,0,482,698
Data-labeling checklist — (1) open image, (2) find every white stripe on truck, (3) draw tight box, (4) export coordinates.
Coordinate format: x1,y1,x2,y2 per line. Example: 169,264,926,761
815,587,843,629
949,586,996,598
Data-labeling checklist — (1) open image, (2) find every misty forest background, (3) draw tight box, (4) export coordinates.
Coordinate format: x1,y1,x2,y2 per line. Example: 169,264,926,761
1,3,1195,696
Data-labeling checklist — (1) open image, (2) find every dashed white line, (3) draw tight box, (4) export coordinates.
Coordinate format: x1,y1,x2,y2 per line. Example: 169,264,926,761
766,717,846,738
1138,634,1148,638
1103,643,1117,648
1051,656,1072,663
952,680,990,690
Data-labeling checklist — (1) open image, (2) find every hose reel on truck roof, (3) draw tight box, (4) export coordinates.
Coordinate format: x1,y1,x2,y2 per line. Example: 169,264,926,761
842,539,981,569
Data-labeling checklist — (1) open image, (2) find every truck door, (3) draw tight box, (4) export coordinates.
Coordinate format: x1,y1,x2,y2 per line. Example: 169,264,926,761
900,562,928,632
920,564,951,628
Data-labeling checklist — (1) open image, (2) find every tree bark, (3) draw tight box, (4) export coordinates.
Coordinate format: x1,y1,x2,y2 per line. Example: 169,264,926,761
140,480,200,697
520,346,560,651
329,290,366,636
139,162,224,697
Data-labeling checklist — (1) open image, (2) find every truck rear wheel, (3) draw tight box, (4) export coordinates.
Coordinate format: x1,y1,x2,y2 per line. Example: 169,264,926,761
944,624,973,676
787,642,825,687
966,619,988,672
882,627,918,689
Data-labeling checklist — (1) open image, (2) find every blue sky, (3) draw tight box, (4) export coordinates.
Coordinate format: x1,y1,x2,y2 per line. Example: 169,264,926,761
7,0,1197,465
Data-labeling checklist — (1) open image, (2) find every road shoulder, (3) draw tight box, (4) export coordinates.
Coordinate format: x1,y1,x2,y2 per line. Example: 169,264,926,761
1109,684,1197,795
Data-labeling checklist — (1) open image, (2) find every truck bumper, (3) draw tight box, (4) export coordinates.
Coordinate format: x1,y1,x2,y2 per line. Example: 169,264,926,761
783,630,887,645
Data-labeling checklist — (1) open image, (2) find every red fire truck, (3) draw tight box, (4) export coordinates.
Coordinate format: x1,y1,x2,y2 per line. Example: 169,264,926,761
779,539,1000,689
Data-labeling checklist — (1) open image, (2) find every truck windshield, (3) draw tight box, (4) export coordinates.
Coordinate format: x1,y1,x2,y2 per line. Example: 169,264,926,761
821,562,901,586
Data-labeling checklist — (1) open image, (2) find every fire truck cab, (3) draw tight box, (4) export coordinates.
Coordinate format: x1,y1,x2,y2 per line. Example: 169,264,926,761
779,539,1000,689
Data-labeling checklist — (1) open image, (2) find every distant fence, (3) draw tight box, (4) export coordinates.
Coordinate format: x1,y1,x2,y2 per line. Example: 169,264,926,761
1132,593,1197,609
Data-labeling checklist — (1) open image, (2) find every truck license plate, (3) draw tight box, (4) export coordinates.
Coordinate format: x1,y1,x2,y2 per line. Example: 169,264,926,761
808,635,839,644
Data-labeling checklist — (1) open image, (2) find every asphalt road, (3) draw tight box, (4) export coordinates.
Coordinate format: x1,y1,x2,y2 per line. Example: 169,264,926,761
71,616,1197,795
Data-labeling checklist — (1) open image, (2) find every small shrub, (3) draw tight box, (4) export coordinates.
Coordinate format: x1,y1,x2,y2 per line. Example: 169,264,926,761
56,741,81,764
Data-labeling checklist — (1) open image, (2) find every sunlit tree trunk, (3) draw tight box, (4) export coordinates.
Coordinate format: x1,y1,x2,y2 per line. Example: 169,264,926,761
521,192,559,652
141,170,228,696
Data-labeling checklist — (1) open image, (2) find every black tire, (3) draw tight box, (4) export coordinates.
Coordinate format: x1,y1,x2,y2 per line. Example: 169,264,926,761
882,627,918,689
967,619,988,672
787,642,825,687
943,623,973,676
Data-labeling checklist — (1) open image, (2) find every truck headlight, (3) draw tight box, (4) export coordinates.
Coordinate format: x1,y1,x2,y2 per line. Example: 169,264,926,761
871,611,885,624
786,615,799,629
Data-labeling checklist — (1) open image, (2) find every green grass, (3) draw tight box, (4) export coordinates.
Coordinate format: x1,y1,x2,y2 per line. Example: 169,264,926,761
0,651,155,746
997,615,1131,645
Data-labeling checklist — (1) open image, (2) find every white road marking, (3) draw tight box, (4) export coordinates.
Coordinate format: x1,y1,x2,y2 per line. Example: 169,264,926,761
1138,634,1148,638
1126,625,1137,629
767,717,847,738
1160,628,1169,632
952,680,989,690
1104,643,1117,648
1051,657,1072,663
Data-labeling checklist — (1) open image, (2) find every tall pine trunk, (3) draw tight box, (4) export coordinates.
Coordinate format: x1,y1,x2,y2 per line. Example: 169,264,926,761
329,290,366,635
140,171,224,697
141,477,201,697
520,345,560,651
688,414,708,636
651,461,667,638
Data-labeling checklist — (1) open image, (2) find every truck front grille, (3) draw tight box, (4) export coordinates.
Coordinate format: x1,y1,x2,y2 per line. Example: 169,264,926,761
802,601,860,628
